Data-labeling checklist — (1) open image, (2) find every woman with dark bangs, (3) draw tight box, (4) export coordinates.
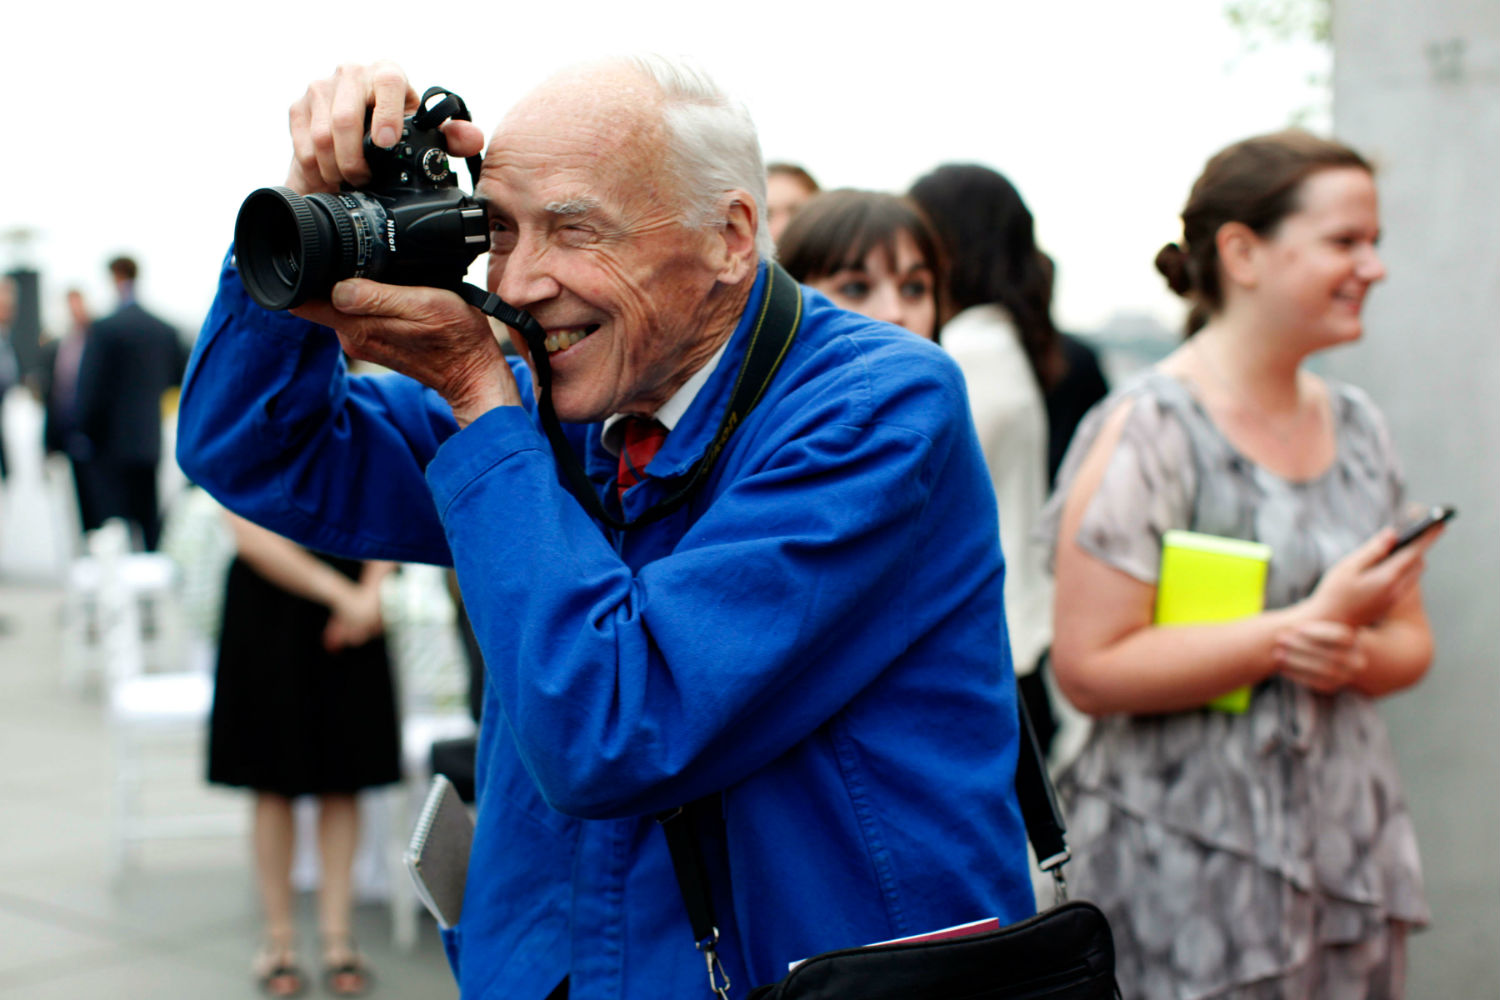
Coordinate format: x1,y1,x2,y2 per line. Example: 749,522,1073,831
777,189,945,341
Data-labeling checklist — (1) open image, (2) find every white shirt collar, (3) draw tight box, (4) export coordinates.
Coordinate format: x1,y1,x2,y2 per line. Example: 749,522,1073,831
600,339,730,456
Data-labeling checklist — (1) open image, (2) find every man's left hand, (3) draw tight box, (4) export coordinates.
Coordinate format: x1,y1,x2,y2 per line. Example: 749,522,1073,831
293,280,522,426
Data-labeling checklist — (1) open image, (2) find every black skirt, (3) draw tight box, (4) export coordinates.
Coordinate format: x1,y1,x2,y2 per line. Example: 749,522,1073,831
207,554,402,797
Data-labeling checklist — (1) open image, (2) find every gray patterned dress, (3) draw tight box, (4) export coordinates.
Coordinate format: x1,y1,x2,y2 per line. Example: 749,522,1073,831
1042,370,1429,1000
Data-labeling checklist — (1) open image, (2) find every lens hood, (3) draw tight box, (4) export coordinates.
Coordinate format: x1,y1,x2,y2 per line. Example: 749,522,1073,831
235,187,339,310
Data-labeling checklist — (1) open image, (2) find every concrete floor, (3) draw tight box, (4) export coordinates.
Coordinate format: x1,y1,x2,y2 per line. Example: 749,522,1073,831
0,579,458,999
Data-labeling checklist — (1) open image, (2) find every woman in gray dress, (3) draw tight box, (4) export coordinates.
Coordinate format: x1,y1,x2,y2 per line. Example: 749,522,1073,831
1044,131,1443,999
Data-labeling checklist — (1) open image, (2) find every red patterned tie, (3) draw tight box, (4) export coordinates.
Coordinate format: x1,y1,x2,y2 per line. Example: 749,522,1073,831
617,417,668,502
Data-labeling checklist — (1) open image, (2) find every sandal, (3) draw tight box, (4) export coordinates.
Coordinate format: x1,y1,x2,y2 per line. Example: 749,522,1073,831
253,944,309,998
321,942,373,997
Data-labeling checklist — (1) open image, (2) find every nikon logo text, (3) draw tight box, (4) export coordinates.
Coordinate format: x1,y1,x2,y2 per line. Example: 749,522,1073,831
386,219,397,252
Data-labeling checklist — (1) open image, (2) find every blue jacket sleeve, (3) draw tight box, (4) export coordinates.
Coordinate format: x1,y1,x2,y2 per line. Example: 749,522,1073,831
427,343,990,820
177,252,467,564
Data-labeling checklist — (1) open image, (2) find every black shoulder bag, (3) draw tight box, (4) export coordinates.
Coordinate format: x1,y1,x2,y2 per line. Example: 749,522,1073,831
658,698,1120,999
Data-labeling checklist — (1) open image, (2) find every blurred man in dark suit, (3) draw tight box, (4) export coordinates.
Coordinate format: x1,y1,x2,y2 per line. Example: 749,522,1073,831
74,257,187,550
37,288,99,534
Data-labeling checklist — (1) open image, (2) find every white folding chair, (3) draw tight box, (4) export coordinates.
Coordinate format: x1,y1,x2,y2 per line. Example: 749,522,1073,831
92,520,241,879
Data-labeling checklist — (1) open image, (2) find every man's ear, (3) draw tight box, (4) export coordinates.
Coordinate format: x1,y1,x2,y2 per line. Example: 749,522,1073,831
710,190,759,285
1216,221,1262,290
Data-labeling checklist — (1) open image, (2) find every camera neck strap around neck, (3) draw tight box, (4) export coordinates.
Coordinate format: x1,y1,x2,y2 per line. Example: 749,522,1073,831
458,261,802,531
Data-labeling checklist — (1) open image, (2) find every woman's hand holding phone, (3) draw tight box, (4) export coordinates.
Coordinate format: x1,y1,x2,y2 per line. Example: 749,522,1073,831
1388,505,1457,555
1302,517,1444,628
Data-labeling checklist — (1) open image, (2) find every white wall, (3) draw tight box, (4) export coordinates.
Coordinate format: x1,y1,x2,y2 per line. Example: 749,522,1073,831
1331,1,1500,990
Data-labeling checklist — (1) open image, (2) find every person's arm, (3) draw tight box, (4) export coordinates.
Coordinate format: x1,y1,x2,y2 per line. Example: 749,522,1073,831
1350,588,1434,697
177,62,506,562
1050,405,1293,714
1050,400,1436,716
177,258,469,563
227,510,363,609
323,559,398,651
226,511,396,651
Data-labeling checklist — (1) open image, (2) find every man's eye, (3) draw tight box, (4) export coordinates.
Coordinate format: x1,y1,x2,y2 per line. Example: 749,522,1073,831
489,223,517,252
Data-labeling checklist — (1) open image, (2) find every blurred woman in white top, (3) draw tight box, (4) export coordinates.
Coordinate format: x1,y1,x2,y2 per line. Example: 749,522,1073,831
909,164,1070,759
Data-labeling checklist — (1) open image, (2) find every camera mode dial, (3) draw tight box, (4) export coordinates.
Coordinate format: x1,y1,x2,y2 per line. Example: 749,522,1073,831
422,148,452,183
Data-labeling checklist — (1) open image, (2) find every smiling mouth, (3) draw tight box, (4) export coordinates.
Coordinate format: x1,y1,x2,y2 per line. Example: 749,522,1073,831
544,325,600,355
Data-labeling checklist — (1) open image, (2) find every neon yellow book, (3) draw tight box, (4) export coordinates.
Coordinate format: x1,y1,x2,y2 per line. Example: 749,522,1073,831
1155,530,1272,714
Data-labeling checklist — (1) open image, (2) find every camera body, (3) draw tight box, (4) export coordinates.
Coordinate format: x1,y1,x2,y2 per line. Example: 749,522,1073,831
235,94,489,311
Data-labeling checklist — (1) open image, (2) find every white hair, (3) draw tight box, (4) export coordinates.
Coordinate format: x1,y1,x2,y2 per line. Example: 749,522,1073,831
623,54,773,260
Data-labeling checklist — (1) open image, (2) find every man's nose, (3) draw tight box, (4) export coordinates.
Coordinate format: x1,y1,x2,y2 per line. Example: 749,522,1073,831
1359,244,1387,283
494,232,561,306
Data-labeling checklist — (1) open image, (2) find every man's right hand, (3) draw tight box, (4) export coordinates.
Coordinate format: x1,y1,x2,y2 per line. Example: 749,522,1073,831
285,62,485,195
278,62,509,427
293,279,521,426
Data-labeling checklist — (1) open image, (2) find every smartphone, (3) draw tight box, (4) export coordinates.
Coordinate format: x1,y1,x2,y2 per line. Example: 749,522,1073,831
1389,504,1457,554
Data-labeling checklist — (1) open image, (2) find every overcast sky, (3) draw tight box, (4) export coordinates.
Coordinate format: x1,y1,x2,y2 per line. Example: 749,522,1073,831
5,0,1326,338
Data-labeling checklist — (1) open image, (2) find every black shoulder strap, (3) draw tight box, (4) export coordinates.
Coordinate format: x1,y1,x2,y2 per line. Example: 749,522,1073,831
460,262,801,532
658,695,1073,990
1014,692,1070,881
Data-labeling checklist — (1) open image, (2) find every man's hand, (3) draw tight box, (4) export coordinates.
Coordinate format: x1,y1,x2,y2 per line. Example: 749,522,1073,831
281,61,502,425
293,280,523,426
285,62,485,194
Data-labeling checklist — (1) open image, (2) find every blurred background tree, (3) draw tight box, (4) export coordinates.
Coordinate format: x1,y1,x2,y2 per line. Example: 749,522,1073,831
1225,0,1333,127
1226,0,1331,46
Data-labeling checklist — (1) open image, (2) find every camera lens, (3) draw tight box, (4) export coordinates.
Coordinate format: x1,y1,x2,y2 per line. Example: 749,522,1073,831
235,187,369,310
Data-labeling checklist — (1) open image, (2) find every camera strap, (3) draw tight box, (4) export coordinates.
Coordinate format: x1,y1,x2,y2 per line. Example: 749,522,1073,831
458,262,802,531
413,86,485,190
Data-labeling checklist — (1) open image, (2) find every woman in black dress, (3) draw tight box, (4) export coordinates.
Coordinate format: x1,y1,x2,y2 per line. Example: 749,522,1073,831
209,512,401,997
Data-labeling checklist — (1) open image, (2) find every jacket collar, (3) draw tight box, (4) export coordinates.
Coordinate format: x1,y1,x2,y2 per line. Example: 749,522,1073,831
583,260,772,482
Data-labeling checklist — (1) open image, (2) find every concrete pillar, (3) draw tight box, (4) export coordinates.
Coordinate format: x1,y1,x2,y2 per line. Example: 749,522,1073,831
1331,1,1500,991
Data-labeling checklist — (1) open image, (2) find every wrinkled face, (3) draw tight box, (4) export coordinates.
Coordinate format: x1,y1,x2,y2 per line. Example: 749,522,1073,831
766,173,816,244
1252,167,1386,348
806,230,937,340
479,74,731,422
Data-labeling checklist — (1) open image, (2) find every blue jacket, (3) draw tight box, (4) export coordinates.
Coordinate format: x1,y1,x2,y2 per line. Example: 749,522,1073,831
178,254,1034,999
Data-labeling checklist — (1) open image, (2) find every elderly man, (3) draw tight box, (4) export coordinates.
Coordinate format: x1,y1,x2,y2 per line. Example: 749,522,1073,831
178,56,1032,1000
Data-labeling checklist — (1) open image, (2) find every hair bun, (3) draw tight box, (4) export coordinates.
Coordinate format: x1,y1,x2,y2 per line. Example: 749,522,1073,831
1154,242,1193,297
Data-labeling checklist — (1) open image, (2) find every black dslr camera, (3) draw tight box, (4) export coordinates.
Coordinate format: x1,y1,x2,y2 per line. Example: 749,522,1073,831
234,87,489,311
